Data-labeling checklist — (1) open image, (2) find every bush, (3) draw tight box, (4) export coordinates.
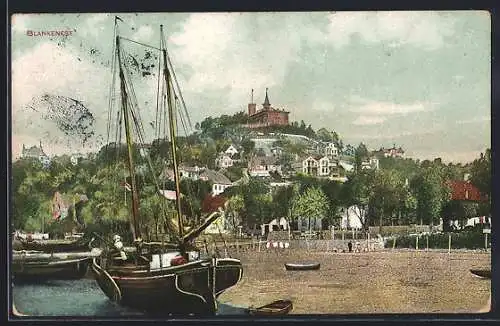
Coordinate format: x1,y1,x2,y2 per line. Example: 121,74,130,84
385,228,487,249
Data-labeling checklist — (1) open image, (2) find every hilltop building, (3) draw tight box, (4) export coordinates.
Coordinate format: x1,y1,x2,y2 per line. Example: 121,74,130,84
245,89,290,128
373,145,405,158
21,141,51,166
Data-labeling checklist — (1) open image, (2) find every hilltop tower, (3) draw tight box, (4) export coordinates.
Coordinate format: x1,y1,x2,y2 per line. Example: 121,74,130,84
247,89,256,116
262,88,271,110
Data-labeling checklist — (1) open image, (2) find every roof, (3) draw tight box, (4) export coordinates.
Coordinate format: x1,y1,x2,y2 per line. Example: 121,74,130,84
263,88,271,107
22,145,46,157
250,155,279,166
446,180,485,202
199,169,232,185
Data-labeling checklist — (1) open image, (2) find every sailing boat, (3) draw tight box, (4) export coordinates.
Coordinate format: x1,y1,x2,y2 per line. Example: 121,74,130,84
90,17,242,315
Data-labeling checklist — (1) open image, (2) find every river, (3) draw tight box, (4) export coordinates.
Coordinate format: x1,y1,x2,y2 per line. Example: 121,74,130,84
12,278,247,317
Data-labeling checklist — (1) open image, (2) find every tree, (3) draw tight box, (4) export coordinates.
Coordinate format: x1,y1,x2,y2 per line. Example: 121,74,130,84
338,171,375,230
411,166,451,226
354,143,369,173
370,169,405,230
470,148,491,205
291,186,329,231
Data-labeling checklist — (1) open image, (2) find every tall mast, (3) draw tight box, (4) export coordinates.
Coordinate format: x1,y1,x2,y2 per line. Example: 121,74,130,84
161,25,184,237
116,35,141,240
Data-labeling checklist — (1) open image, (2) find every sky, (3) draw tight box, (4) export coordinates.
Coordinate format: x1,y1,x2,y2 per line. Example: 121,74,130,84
10,11,491,163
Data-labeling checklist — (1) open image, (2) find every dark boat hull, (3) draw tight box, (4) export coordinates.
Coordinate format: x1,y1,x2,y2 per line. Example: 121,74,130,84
284,263,320,271
91,257,242,315
248,299,293,316
470,269,491,279
12,257,90,281
17,238,91,253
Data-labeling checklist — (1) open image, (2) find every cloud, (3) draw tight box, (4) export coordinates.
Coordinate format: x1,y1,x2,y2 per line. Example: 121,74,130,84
326,11,455,50
168,13,324,109
11,41,110,157
352,116,386,126
80,13,110,39
348,99,432,125
456,115,490,125
132,25,154,41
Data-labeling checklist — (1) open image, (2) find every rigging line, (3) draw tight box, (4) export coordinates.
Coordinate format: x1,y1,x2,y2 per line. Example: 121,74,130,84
119,36,162,51
164,45,193,131
106,24,118,166
155,32,163,141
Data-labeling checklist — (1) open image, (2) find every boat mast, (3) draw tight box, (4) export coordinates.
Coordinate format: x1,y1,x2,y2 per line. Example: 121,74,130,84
116,35,142,241
161,25,184,237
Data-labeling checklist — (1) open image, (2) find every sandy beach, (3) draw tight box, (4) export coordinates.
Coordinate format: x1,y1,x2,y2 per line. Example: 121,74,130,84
218,249,491,314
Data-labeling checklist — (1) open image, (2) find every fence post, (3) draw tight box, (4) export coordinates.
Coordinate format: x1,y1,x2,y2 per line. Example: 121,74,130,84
392,237,396,250
416,236,419,250
426,235,429,251
448,233,452,254
485,233,488,250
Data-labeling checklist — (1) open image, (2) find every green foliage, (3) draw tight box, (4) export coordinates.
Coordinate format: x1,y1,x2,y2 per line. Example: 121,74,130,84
291,186,329,222
385,229,487,250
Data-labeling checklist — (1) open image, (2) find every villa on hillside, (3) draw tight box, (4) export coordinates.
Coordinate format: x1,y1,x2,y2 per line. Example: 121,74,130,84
161,165,233,196
297,155,340,178
373,145,405,158
248,155,282,177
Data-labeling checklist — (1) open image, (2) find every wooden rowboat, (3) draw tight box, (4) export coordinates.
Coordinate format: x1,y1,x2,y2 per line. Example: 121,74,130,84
284,263,320,271
248,300,293,316
470,269,491,279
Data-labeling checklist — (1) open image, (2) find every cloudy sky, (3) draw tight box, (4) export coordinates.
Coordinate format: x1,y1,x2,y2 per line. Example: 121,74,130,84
11,11,490,163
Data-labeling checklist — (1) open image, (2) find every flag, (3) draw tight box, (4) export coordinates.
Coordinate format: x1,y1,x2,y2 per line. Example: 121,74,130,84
120,181,132,192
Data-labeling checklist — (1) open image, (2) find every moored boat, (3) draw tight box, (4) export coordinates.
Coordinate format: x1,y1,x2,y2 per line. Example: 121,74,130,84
284,263,320,271
90,17,243,316
248,299,293,316
12,248,101,281
470,269,491,279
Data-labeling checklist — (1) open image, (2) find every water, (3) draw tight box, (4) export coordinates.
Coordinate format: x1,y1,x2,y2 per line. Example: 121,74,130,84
12,279,248,317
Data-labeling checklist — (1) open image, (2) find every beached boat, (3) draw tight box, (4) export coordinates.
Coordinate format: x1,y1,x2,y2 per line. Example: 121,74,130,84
12,249,101,281
284,263,320,271
16,237,92,253
248,300,293,316
90,17,242,315
470,269,491,279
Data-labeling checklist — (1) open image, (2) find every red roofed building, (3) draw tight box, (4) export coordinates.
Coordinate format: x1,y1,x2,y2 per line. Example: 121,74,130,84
245,88,290,128
446,180,485,202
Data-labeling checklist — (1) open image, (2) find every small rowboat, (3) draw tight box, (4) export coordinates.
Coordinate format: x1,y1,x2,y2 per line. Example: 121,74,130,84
248,299,293,316
284,263,320,271
470,269,491,279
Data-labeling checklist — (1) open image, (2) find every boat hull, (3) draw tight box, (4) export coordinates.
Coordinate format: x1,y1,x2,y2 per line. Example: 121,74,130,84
12,257,90,281
470,269,491,279
248,299,293,316
91,257,242,315
17,238,91,253
284,263,320,271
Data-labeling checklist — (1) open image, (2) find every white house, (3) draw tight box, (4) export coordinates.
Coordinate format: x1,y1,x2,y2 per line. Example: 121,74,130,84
199,169,233,196
324,142,339,158
248,155,281,177
224,144,239,156
215,153,234,168
340,205,366,230
261,217,289,235
300,155,338,177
